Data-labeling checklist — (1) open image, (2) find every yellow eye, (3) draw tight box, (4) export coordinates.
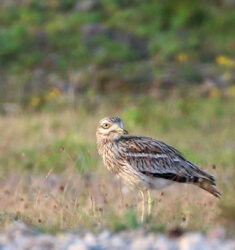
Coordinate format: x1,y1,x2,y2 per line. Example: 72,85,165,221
102,123,110,129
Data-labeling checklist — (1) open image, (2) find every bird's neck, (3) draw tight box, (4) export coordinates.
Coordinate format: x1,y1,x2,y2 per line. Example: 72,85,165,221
96,134,119,156
96,135,108,156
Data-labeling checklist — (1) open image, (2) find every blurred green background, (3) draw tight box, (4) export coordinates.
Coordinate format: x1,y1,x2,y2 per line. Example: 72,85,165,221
0,0,235,106
0,0,235,233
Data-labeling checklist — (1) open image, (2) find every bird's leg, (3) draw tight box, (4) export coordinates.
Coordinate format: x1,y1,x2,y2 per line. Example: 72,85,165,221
147,189,152,217
140,190,145,222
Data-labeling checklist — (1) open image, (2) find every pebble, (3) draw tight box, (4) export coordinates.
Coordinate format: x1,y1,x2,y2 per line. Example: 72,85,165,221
84,232,97,247
67,240,89,250
179,233,208,250
0,222,234,250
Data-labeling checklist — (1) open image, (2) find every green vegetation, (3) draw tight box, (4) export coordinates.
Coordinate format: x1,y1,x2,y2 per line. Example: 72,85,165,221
0,0,234,101
1,0,234,68
0,96,234,233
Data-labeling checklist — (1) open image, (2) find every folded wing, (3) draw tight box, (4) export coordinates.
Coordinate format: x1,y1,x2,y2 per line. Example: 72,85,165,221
119,136,216,186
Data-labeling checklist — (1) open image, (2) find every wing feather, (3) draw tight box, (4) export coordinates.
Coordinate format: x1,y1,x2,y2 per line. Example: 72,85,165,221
118,136,215,184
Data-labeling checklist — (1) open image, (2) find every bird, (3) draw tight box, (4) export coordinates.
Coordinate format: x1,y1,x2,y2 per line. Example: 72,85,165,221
96,116,221,221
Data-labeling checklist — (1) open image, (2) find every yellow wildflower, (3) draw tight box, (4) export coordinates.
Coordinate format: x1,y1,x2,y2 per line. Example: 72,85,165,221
30,97,40,107
216,56,234,67
45,88,61,100
209,87,221,98
175,53,188,63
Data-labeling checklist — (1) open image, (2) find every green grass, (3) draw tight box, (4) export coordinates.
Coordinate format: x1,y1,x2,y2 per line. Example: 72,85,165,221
0,96,234,234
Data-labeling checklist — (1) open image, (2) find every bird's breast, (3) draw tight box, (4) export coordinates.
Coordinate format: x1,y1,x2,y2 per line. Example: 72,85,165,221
101,143,123,175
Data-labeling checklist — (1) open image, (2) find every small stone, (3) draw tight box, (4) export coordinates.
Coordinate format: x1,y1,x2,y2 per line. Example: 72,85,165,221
6,222,36,240
178,233,209,250
110,236,126,248
84,232,97,247
154,235,177,250
98,230,111,241
130,236,155,250
34,235,57,249
67,240,88,250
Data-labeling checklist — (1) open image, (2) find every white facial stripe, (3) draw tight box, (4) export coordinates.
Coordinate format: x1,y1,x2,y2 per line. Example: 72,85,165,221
126,153,168,159
108,123,119,130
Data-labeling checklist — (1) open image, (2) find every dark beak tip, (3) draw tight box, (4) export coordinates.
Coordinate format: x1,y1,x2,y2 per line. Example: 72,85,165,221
124,129,128,134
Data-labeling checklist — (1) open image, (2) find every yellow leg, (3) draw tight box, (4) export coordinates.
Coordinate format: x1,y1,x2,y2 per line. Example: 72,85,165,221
140,190,145,222
147,189,152,217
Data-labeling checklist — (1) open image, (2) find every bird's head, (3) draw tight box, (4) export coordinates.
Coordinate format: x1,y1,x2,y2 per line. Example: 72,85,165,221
96,117,128,141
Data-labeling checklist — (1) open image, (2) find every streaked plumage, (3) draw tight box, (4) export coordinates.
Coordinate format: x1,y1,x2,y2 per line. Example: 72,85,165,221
96,116,221,220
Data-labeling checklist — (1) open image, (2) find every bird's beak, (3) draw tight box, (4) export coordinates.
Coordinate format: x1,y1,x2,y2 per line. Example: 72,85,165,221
116,127,128,135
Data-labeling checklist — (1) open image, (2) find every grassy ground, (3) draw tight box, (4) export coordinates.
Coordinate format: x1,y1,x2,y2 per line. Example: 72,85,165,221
0,95,234,234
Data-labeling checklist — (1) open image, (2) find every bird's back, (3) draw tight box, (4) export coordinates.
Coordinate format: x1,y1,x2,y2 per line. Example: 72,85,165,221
115,136,220,197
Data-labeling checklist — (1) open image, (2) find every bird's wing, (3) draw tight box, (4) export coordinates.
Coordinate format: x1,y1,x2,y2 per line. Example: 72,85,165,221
119,136,215,184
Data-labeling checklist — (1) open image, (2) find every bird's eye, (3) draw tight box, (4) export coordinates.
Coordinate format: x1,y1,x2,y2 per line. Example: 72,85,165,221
102,123,110,129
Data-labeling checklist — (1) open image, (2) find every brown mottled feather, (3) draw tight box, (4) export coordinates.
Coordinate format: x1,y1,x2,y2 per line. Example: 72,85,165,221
96,117,221,198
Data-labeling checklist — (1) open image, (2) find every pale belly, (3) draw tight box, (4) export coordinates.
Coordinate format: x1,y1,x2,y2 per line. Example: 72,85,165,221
102,153,173,191
117,165,174,191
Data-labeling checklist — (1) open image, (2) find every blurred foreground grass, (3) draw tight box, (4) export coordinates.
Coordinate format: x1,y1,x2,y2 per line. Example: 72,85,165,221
0,96,234,234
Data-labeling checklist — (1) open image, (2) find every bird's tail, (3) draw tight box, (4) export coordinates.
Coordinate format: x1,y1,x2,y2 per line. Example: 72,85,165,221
196,179,221,198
